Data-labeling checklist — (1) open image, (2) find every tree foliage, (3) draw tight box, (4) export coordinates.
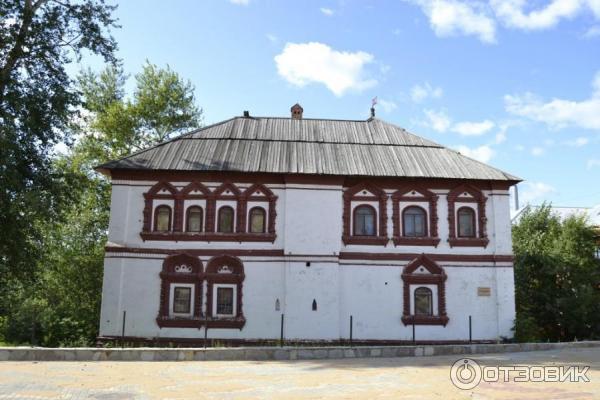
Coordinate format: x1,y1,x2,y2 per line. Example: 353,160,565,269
0,62,202,346
0,0,118,303
513,204,600,342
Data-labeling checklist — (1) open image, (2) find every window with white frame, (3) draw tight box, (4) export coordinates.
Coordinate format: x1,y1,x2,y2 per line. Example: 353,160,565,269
213,284,236,317
170,283,194,317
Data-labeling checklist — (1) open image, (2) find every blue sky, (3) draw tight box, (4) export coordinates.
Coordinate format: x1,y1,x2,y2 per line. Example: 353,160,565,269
74,0,600,208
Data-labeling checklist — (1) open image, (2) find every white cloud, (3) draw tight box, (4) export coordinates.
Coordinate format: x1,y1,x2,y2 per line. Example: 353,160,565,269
531,146,545,156
378,98,398,113
491,0,600,30
320,7,334,16
407,0,497,43
405,1,600,41
454,144,495,163
411,82,443,103
521,182,557,204
423,108,452,132
588,159,600,169
583,24,600,38
266,34,278,43
451,119,495,136
274,42,377,97
564,136,589,146
515,144,525,151
229,0,249,5
504,70,600,130
491,0,582,30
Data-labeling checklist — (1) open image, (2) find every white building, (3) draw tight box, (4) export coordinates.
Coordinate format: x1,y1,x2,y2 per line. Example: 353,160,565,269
96,104,520,345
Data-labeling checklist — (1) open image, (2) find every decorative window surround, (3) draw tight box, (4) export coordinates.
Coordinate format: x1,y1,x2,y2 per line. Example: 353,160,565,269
157,253,204,328
392,186,440,247
143,181,178,232
447,184,489,248
157,253,247,329
205,255,246,329
241,183,278,236
342,183,388,246
140,181,277,242
401,254,448,326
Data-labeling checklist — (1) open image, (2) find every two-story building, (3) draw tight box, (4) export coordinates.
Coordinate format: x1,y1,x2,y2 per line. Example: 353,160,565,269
96,104,520,344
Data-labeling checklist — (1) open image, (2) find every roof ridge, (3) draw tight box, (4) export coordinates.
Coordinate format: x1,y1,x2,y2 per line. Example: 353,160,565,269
177,136,445,148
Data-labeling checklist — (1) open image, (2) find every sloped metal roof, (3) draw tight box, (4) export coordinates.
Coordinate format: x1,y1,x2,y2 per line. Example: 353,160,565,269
97,116,520,181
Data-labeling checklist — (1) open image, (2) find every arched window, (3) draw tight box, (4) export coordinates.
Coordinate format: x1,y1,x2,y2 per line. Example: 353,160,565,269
457,207,476,238
414,287,433,316
217,206,235,233
353,205,376,236
248,207,266,233
186,206,203,232
402,206,427,237
154,205,172,232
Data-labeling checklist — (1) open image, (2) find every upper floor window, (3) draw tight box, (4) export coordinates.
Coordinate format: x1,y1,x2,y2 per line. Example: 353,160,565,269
186,206,203,232
414,287,433,316
217,206,235,233
457,207,476,238
154,205,172,232
353,205,376,236
402,206,427,237
248,207,266,233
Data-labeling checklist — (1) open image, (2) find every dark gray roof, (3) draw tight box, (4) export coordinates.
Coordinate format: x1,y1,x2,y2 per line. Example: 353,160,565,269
97,116,520,181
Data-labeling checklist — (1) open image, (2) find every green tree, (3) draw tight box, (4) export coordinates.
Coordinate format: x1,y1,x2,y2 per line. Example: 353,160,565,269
0,63,202,346
513,204,600,342
0,0,118,314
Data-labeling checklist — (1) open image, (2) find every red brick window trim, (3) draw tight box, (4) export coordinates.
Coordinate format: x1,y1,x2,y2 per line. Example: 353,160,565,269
447,184,489,248
156,254,204,328
241,183,278,237
401,254,448,326
141,181,277,243
392,187,440,247
205,255,246,329
343,183,388,246
157,254,247,329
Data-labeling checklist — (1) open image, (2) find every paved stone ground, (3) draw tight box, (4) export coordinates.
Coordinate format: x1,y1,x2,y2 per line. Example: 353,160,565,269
0,347,598,399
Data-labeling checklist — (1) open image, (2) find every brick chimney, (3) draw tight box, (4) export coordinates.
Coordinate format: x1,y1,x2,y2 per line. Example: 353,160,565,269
290,103,303,119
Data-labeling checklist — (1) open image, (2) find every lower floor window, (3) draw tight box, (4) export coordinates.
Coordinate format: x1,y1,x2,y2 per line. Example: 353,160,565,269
414,287,433,316
172,286,192,315
216,287,234,315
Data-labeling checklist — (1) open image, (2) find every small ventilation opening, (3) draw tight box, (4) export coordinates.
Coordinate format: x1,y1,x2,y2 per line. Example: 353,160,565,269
306,262,311,267
312,299,317,311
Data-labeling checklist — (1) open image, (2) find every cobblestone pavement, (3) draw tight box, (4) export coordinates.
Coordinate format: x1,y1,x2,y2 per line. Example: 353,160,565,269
0,347,599,399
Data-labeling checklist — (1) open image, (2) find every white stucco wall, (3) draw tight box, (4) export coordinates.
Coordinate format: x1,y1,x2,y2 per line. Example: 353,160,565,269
99,179,516,342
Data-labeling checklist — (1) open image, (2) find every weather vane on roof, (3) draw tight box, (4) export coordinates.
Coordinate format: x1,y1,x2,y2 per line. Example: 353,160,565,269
370,96,377,118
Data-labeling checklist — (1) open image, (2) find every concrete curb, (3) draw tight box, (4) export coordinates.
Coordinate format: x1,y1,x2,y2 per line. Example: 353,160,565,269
1,341,598,362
